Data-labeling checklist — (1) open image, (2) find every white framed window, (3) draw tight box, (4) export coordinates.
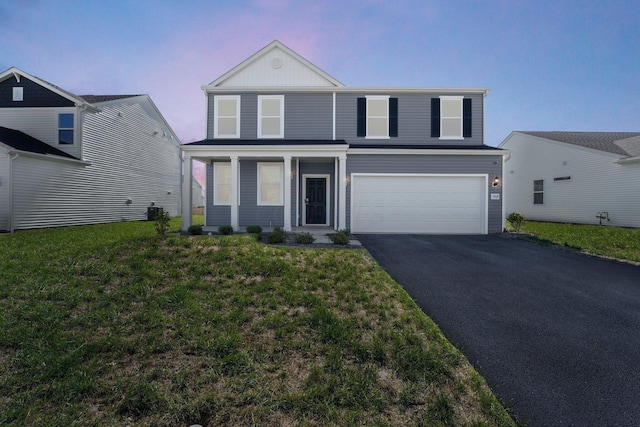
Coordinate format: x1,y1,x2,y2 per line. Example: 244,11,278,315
258,95,284,138
214,95,240,138
533,179,544,205
439,96,463,139
12,87,23,101
213,162,232,205
58,113,74,144
366,95,389,139
258,162,284,206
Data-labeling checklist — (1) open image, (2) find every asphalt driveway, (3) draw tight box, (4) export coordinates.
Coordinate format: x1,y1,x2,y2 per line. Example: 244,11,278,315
358,234,640,426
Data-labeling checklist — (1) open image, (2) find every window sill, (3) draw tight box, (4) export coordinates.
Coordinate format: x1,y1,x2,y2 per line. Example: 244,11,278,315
438,136,465,141
365,136,390,140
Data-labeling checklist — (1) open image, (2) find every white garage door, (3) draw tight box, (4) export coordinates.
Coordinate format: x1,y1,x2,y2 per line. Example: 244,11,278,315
351,174,486,234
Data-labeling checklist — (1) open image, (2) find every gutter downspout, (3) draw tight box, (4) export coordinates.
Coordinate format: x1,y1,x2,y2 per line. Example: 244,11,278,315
8,153,19,233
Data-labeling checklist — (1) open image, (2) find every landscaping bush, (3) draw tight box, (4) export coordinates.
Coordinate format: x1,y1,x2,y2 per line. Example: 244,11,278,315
294,232,316,244
154,211,171,235
218,225,234,235
187,224,203,235
246,225,263,234
330,231,349,245
268,226,286,244
506,212,526,232
338,228,351,236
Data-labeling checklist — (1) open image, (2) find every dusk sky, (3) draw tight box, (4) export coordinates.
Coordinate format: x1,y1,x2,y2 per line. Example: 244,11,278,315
2,0,639,184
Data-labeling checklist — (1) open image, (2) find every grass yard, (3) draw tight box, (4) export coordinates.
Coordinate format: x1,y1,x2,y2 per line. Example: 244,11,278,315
521,221,640,263
0,219,514,426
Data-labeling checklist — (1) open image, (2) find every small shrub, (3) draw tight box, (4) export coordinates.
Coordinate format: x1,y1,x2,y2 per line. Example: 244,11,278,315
246,225,263,234
187,224,202,235
338,228,351,236
330,231,349,245
506,212,525,232
154,211,171,236
218,225,233,235
294,232,316,244
268,226,286,244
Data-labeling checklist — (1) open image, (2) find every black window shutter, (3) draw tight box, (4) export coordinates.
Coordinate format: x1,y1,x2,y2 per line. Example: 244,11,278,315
430,98,440,138
389,98,398,137
357,98,366,137
463,98,472,138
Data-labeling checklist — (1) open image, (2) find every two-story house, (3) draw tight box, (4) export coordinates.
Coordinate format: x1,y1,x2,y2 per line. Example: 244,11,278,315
180,41,505,234
0,67,182,232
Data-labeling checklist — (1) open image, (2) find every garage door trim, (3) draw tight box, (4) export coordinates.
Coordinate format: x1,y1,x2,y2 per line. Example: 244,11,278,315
350,173,488,234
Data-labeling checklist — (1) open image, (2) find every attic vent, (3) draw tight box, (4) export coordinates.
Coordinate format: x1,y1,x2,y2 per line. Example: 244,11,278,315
553,176,571,182
271,57,283,69
13,87,23,101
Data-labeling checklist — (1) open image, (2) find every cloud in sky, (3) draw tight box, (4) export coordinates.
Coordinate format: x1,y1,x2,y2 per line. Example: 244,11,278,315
1,0,640,184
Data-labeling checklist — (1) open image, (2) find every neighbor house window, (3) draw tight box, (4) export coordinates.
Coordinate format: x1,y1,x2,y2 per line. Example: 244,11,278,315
58,113,74,144
533,179,544,204
357,96,398,138
431,97,472,139
12,87,23,101
214,95,240,138
214,162,231,205
258,95,284,138
258,162,283,205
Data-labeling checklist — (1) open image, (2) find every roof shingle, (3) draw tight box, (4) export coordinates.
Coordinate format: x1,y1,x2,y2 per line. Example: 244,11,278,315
519,131,640,156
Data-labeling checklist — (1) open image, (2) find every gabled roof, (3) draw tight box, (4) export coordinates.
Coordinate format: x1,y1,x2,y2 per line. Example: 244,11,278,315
519,131,640,157
0,126,78,160
205,40,344,88
0,67,98,111
80,95,141,103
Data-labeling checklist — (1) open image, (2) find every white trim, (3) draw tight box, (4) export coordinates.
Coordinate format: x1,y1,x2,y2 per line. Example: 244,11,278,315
182,144,348,158
439,96,463,140
204,86,489,95
347,147,507,156
295,158,300,226
257,95,284,138
257,162,284,206
350,173,488,234
213,162,232,205
181,154,193,231
12,87,23,101
338,155,347,230
283,156,292,231
213,95,240,138
302,174,331,226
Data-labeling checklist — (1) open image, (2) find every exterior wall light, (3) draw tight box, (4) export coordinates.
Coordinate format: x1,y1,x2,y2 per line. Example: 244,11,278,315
492,176,500,188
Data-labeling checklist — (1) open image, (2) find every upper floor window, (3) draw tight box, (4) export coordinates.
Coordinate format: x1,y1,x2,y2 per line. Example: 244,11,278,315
58,113,74,144
533,179,544,204
357,96,398,138
431,97,472,139
214,95,240,138
258,95,284,138
12,87,23,101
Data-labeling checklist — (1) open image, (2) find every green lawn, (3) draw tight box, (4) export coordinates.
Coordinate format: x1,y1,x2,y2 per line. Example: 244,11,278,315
0,219,515,426
521,221,640,263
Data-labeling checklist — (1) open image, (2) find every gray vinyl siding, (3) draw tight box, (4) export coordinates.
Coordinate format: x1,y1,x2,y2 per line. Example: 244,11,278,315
0,75,75,108
239,160,283,227
6,98,181,231
207,92,333,140
205,162,231,226
346,154,503,233
298,161,335,226
336,92,484,146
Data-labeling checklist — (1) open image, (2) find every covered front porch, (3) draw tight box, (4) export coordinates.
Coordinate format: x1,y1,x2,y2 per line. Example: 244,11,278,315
180,142,349,232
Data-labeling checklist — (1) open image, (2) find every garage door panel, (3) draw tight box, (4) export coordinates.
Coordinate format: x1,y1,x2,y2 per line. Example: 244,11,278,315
351,175,486,234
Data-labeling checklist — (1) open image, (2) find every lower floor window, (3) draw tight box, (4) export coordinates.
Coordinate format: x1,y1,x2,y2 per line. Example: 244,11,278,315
214,162,231,205
258,162,284,205
533,179,544,204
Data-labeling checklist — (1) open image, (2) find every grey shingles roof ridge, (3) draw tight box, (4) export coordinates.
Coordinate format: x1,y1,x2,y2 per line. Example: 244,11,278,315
80,95,142,103
0,126,79,159
518,131,640,156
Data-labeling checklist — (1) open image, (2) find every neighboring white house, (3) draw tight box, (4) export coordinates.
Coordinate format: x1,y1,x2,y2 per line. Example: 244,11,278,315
499,131,640,228
192,176,205,208
0,67,182,232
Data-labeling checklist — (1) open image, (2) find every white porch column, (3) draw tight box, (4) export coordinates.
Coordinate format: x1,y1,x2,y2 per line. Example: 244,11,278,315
283,155,292,231
230,155,239,230
181,154,193,231
338,154,347,230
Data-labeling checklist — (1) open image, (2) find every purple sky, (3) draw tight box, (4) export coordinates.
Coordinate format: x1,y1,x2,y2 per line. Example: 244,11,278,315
2,0,639,184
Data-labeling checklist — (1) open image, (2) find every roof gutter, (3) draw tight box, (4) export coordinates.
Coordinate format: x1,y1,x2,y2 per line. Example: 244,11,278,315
615,156,640,165
6,148,91,166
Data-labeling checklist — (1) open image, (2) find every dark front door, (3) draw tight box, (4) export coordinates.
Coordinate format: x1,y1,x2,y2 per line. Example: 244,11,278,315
305,178,326,224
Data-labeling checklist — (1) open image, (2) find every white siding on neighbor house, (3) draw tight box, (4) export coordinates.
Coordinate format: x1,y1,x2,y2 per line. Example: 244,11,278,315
502,133,640,228
9,99,182,231
0,107,82,159
0,152,8,231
